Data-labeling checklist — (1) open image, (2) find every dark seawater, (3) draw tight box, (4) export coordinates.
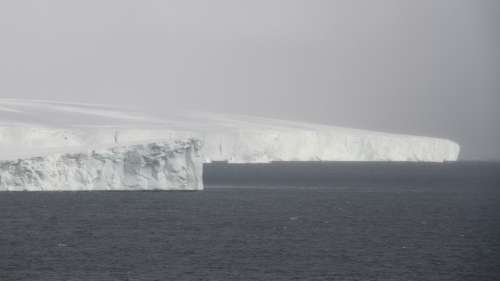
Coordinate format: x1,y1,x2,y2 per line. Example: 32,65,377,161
1,163,500,281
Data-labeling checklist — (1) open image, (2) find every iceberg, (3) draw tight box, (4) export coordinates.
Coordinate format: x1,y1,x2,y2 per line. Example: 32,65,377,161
0,99,460,190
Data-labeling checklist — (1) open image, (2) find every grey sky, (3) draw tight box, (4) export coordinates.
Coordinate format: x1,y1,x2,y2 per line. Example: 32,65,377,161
0,0,499,160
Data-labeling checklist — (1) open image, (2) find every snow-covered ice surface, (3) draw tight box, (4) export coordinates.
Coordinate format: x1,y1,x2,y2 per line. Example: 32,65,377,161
0,140,203,191
0,99,459,165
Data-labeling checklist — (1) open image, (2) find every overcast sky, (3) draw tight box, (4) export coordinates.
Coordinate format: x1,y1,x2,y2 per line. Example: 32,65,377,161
0,0,499,160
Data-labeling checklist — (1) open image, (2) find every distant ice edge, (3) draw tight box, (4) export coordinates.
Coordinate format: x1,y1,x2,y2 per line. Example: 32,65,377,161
0,139,203,191
196,130,461,163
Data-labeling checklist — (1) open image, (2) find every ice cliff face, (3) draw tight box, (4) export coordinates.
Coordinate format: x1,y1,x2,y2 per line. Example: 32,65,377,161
0,140,203,191
192,129,459,163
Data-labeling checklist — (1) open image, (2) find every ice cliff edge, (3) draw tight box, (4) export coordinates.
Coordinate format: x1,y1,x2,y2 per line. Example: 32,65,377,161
0,140,203,191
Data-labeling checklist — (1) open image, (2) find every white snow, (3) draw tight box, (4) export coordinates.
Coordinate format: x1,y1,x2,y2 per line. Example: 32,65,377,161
0,140,203,191
0,98,460,190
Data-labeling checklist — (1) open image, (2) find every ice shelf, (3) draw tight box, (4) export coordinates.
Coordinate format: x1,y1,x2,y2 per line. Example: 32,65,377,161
0,99,460,190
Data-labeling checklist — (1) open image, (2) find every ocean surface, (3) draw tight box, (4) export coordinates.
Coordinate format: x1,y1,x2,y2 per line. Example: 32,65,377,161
1,162,499,281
